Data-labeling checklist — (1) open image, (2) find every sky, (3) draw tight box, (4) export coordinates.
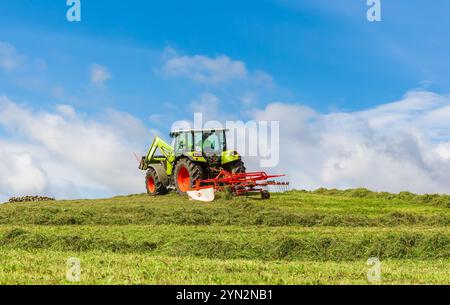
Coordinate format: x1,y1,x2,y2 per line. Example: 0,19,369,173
1,0,450,200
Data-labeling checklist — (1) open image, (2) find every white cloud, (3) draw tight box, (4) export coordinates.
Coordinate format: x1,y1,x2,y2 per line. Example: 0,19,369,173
160,48,273,85
434,143,450,161
190,93,221,118
0,149,48,196
162,53,246,83
90,64,112,85
0,97,148,202
0,42,24,71
251,90,450,194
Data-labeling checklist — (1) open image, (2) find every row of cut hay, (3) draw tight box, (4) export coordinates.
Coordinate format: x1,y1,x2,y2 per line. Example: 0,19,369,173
1,227,448,261
0,206,448,226
298,188,450,207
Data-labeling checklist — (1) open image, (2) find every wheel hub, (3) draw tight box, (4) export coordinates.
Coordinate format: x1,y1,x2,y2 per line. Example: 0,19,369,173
177,166,190,192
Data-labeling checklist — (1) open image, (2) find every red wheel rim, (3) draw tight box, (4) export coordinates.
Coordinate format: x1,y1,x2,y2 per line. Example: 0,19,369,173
177,167,190,192
147,176,155,193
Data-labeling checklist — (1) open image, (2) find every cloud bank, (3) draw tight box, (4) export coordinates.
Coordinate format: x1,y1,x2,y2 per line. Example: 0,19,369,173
253,90,450,194
1,90,450,202
0,97,147,202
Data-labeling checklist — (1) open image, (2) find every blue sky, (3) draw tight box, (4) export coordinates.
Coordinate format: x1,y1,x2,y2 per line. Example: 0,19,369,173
1,0,449,117
1,0,450,199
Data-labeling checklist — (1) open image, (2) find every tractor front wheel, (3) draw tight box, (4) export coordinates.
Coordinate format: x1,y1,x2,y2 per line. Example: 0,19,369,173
173,158,205,195
146,167,167,196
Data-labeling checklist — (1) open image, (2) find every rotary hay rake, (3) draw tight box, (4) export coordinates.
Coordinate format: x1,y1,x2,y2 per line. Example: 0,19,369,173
187,170,290,202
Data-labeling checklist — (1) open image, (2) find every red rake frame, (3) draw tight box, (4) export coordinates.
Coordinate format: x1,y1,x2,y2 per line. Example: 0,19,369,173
190,170,290,199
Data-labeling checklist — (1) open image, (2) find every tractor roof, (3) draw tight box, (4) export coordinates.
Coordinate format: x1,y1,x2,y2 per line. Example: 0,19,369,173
170,128,228,137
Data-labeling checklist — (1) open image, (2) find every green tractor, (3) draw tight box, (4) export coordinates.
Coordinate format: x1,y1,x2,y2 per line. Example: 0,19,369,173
139,129,246,195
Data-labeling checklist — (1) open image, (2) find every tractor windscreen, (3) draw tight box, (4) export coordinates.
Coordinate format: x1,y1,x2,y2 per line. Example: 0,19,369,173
174,132,193,154
194,130,226,155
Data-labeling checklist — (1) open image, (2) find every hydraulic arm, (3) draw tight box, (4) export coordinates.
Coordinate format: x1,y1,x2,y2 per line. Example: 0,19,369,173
139,136,175,172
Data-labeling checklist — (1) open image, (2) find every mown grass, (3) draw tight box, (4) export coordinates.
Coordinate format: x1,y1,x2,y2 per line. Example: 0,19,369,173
0,190,448,284
310,188,450,208
0,249,448,285
0,192,448,227
0,225,448,261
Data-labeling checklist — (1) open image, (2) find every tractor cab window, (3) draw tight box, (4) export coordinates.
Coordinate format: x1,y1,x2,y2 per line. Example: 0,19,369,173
202,131,225,155
174,132,193,155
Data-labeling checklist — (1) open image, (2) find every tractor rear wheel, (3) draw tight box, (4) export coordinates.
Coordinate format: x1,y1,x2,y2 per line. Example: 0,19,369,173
174,158,205,194
226,160,246,173
146,167,167,196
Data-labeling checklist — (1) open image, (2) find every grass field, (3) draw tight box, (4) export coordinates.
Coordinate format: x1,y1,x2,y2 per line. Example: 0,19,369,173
0,189,448,284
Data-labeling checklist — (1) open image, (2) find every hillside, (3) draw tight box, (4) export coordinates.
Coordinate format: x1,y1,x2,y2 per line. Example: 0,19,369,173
0,190,449,284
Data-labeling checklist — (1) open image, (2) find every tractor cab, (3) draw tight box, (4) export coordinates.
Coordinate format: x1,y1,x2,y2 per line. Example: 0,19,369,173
170,129,227,158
